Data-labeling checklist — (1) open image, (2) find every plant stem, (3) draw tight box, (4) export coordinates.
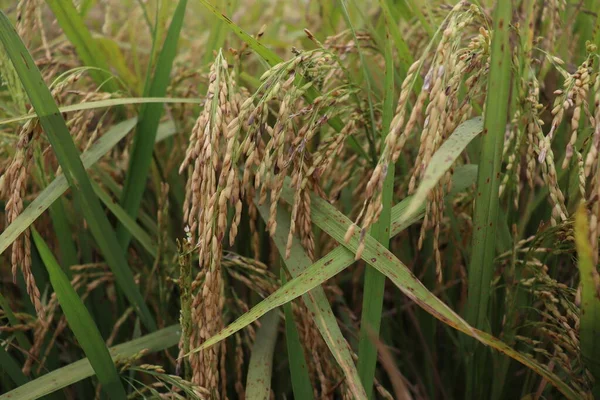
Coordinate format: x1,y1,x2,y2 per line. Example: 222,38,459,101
465,0,513,398
357,25,395,399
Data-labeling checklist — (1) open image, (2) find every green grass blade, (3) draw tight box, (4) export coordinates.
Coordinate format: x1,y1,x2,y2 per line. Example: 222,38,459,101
46,0,120,93
245,310,280,400
385,0,413,23
575,0,597,62
0,97,201,127
37,162,79,273
464,2,512,396
188,231,405,356
594,6,600,49
404,0,434,37
91,180,157,259
0,345,28,387
281,272,315,400
77,0,95,16
0,325,180,400
290,190,475,344
0,290,32,350
340,0,378,152
574,204,600,395
259,204,366,399
92,165,175,251
117,0,187,249
31,228,126,399
44,202,78,274
357,25,395,398
378,0,413,77
0,12,156,331
95,37,141,90
202,14,226,67
465,0,512,335
404,117,483,219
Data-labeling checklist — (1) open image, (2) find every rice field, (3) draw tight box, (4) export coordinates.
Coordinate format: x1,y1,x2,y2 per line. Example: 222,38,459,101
0,0,599,399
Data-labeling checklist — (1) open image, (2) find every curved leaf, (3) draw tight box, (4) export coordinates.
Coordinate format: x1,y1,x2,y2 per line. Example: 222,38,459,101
292,183,577,400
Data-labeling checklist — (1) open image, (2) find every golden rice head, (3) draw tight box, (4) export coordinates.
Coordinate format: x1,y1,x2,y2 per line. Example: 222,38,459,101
349,3,487,262
179,50,243,393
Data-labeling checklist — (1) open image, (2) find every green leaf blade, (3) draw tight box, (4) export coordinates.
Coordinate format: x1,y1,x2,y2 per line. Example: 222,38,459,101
464,1,513,397
0,97,201,127
245,310,280,400
466,0,512,334
357,23,396,398
575,204,600,394
117,0,188,249
0,345,28,387
281,273,315,400
32,229,126,399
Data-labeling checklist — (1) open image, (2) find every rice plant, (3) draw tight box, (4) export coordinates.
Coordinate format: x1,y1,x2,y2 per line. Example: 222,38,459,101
0,0,599,399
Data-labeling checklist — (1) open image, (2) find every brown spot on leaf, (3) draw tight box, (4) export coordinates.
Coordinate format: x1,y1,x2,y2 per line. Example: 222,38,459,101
221,13,232,23
20,53,29,69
